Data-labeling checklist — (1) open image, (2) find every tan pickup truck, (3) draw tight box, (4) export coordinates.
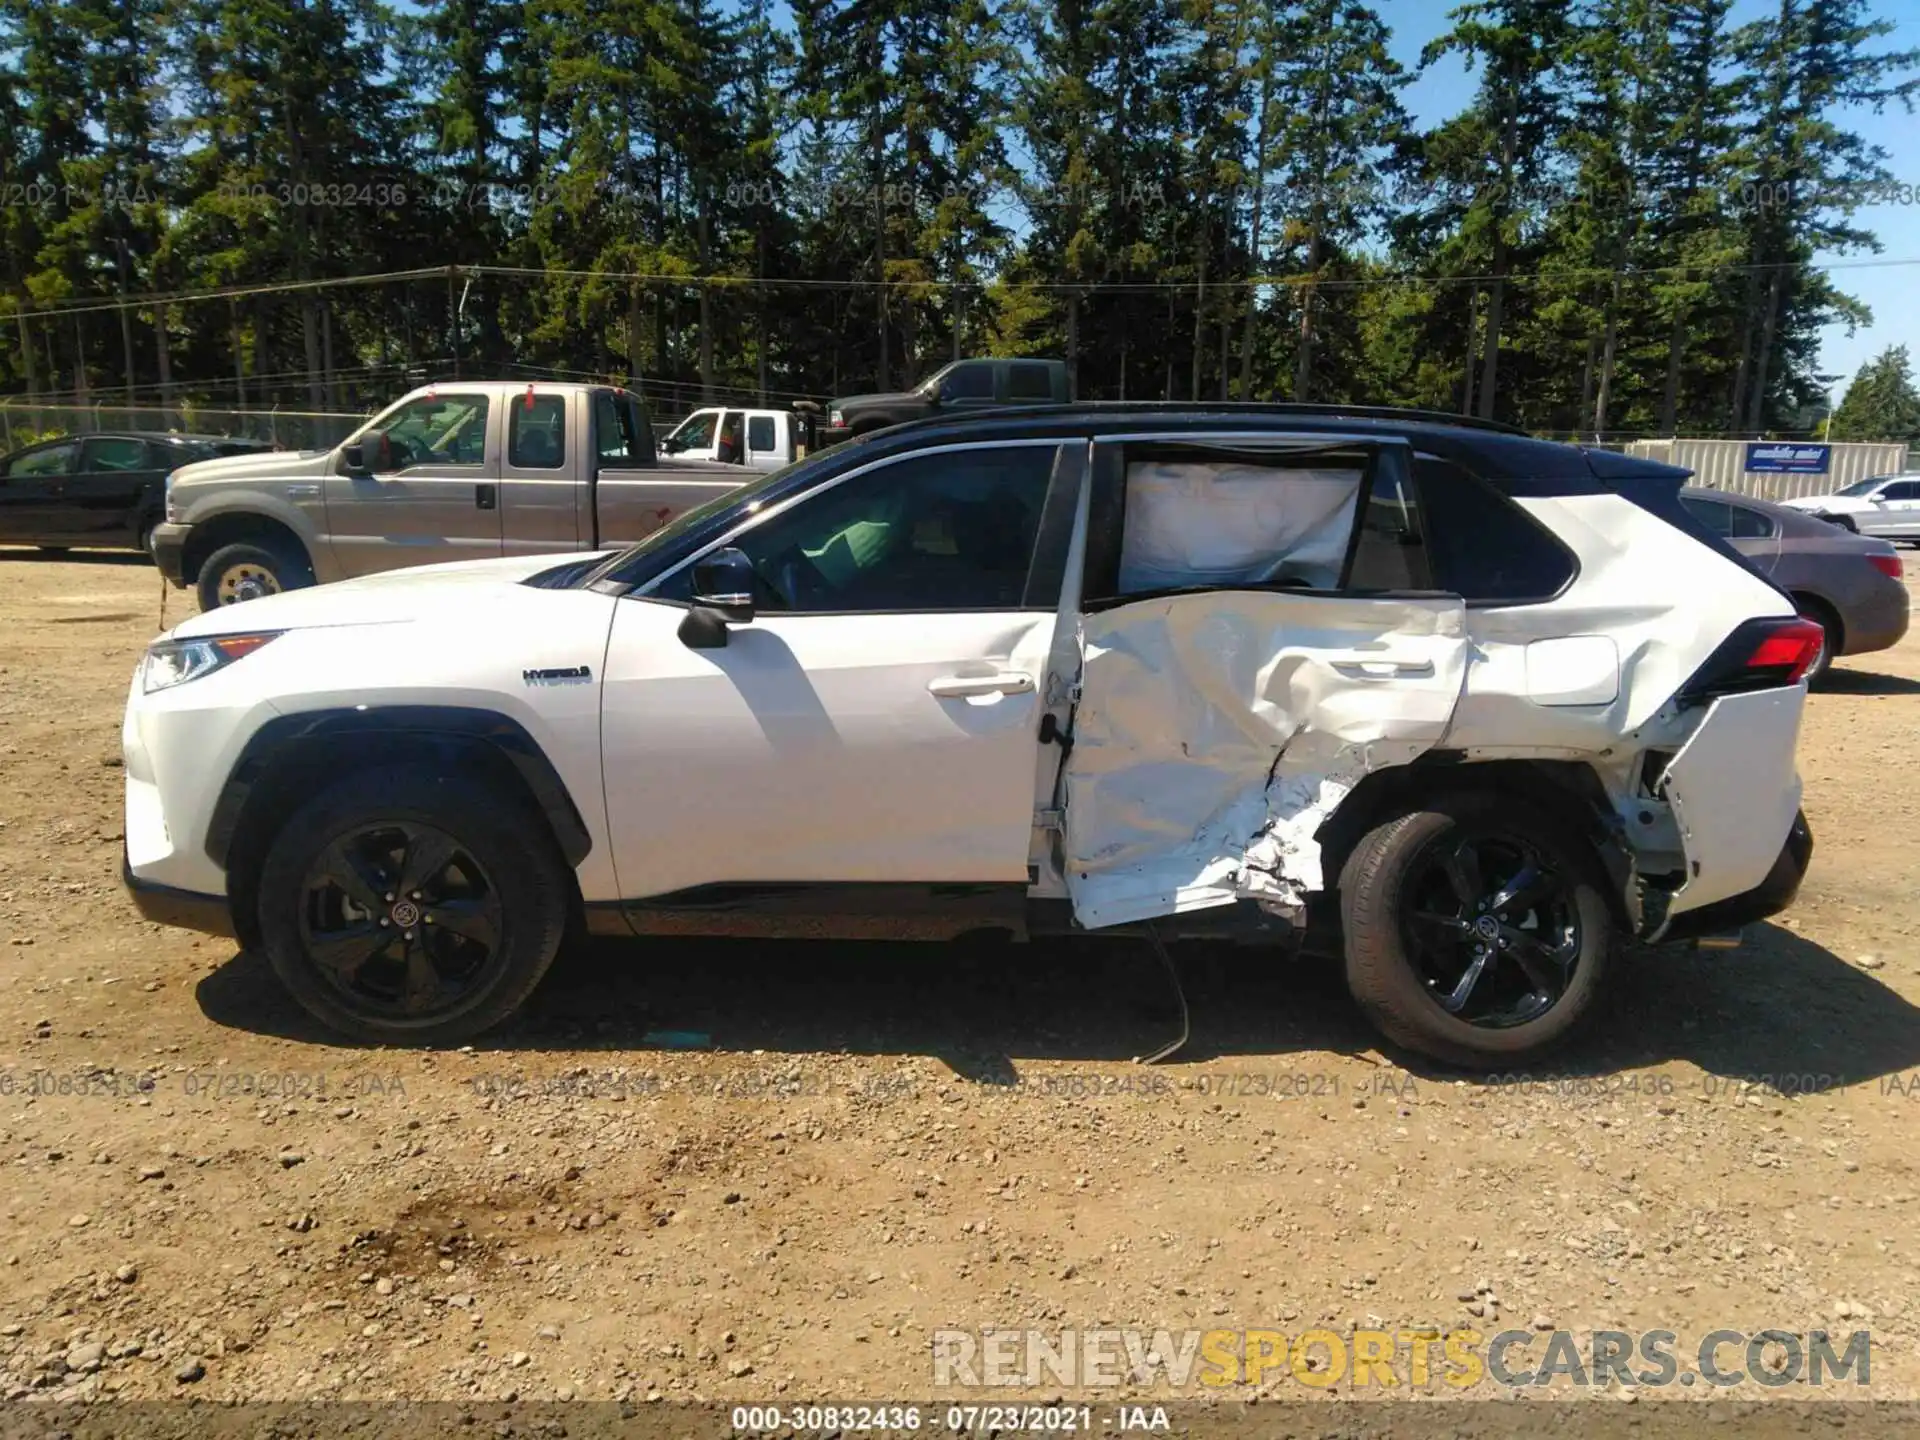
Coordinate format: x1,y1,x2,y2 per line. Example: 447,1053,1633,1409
151,381,753,609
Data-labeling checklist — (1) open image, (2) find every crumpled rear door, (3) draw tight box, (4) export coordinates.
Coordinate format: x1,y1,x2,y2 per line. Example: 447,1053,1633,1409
1062,590,1470,929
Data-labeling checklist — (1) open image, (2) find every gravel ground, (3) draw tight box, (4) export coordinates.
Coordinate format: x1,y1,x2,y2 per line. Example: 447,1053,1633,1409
1,547,1918,1411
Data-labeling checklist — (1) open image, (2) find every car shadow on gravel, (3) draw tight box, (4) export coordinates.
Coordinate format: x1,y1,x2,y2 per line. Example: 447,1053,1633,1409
195,919,1920,1093
1817,668,1920,696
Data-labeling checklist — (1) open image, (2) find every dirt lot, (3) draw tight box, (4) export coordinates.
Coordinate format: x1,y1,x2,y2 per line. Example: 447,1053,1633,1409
2,546,1919,1411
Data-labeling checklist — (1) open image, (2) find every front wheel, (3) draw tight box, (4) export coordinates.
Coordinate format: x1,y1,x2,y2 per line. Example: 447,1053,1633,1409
197,539,313,611
1338,794,1616,1068
255,766,571,1045
1815,512,1857,533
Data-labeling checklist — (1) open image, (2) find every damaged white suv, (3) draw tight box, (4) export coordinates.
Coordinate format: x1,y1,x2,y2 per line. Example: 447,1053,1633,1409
122,405,1819,1066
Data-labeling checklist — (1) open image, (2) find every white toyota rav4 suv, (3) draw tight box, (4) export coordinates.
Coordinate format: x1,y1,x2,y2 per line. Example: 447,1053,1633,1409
122,405,1818,1067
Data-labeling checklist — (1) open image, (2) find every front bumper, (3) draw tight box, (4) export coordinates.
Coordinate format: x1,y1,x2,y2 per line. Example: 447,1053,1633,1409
1661,810,1813,943
123,850,234,938
151,522,192,587
819,424,855,447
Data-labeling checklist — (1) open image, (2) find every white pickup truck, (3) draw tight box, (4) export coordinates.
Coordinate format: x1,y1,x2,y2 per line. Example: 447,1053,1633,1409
151,381,750,610
657,406,807,471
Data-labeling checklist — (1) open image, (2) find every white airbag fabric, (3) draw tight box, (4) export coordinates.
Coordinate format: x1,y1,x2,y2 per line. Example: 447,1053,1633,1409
1063,591,1470,929
1118,463,1361,593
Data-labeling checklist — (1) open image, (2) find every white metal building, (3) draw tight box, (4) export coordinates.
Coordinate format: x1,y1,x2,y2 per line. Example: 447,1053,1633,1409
1622,438,1910,501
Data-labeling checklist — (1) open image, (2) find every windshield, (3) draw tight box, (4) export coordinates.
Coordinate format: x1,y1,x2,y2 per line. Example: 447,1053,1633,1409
576,453,816,587
1835,476,1889,497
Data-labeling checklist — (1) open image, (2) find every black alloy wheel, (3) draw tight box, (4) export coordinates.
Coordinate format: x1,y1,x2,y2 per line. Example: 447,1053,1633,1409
298,820,506,1021
1399,828,1582,1029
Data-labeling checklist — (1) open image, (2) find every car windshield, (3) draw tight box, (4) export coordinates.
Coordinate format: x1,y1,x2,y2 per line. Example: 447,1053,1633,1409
1835,476,1888,497
575,453,816,587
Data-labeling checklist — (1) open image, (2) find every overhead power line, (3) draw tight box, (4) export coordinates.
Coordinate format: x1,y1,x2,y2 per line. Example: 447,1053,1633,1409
5,254,1919,324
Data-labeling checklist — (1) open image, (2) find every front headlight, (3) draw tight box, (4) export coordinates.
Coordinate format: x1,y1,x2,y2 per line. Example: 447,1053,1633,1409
163,470,181,523
829,409,844,428
141,633,281,693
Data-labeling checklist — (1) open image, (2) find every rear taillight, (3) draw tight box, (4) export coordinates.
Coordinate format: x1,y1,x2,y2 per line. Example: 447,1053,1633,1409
1676,615,1826,706
1868,552,1903,580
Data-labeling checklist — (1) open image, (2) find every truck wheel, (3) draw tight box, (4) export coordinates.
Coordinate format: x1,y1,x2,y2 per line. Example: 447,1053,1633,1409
254,765,571,1046
198,540,313,610
1338,793,1615,1069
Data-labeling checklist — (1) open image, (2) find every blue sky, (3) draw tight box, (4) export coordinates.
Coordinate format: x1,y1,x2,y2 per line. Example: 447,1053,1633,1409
1384,0,1920,407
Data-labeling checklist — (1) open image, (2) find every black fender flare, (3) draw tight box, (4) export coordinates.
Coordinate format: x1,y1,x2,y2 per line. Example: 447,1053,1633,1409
205,706,593,871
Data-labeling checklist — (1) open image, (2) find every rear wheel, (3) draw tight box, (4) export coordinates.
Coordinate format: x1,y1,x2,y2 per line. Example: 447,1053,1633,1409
197,539,313,611
1792,594,1841,685
1339,794,1615,1068
255,766,571,1045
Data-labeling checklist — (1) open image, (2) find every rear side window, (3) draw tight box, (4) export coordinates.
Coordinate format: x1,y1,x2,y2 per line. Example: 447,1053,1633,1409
942,364,995,400
1728,502,1774,538
748,415,776,452
1346,470,1434,590
82,437,152,471
1007,363,1055,400
595,392,647,465
509,395,566,469
1415,458,1576,602
1679,496,1734,536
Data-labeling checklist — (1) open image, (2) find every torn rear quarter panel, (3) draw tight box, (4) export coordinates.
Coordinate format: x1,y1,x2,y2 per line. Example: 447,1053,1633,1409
1062,591,1471,929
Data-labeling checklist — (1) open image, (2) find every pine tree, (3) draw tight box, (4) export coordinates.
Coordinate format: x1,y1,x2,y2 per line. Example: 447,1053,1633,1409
1830,345,1920,442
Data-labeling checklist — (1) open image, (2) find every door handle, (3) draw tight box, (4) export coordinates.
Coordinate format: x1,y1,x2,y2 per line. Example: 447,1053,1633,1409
475,483,497,511
927,672,1035,698
1330,659,1435,680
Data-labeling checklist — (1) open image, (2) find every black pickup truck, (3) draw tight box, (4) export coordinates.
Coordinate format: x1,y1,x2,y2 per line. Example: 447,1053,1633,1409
823,357,1069,443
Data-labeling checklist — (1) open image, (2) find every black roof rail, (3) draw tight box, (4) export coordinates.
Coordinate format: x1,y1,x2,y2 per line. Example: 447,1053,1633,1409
865,400,1530,438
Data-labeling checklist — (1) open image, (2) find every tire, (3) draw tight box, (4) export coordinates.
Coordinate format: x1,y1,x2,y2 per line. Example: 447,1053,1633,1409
1338,792,1616,1069
255,764,571,1046
1793,594,1841,686
197,539,313,611
38,546,70,557
136,516,159,559
1815,512,1857,533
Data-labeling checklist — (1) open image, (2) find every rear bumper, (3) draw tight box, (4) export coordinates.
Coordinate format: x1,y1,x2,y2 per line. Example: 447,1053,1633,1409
123,850,234,938
1839,577,1911,656
151,522,192,587
1660,810,1812,943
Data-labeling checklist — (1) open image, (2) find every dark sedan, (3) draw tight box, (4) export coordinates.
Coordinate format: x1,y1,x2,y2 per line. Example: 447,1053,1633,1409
0,431,275,556
1681,486,1909,682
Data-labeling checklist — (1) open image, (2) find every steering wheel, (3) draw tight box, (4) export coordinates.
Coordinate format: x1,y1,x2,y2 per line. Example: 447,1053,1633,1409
753,545,834,611
378,433,419,470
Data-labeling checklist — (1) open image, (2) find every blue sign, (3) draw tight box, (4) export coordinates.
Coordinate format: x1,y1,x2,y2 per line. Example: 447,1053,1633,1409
1745,442,1830,475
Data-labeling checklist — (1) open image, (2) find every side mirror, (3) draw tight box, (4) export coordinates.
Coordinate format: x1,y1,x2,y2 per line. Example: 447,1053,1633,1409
679,547,756,648
683,545,756,648
936,382,955,404
692,547,754,619
341,442,369,475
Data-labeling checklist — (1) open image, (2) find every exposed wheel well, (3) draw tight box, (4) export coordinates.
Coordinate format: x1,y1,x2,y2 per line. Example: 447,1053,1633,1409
1789,590,1843,652
181,512,311,585
212,712,592,951
1310,757,1633,935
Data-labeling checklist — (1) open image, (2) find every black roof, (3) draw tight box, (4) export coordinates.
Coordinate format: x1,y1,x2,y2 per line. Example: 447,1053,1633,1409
835,402,1676,495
